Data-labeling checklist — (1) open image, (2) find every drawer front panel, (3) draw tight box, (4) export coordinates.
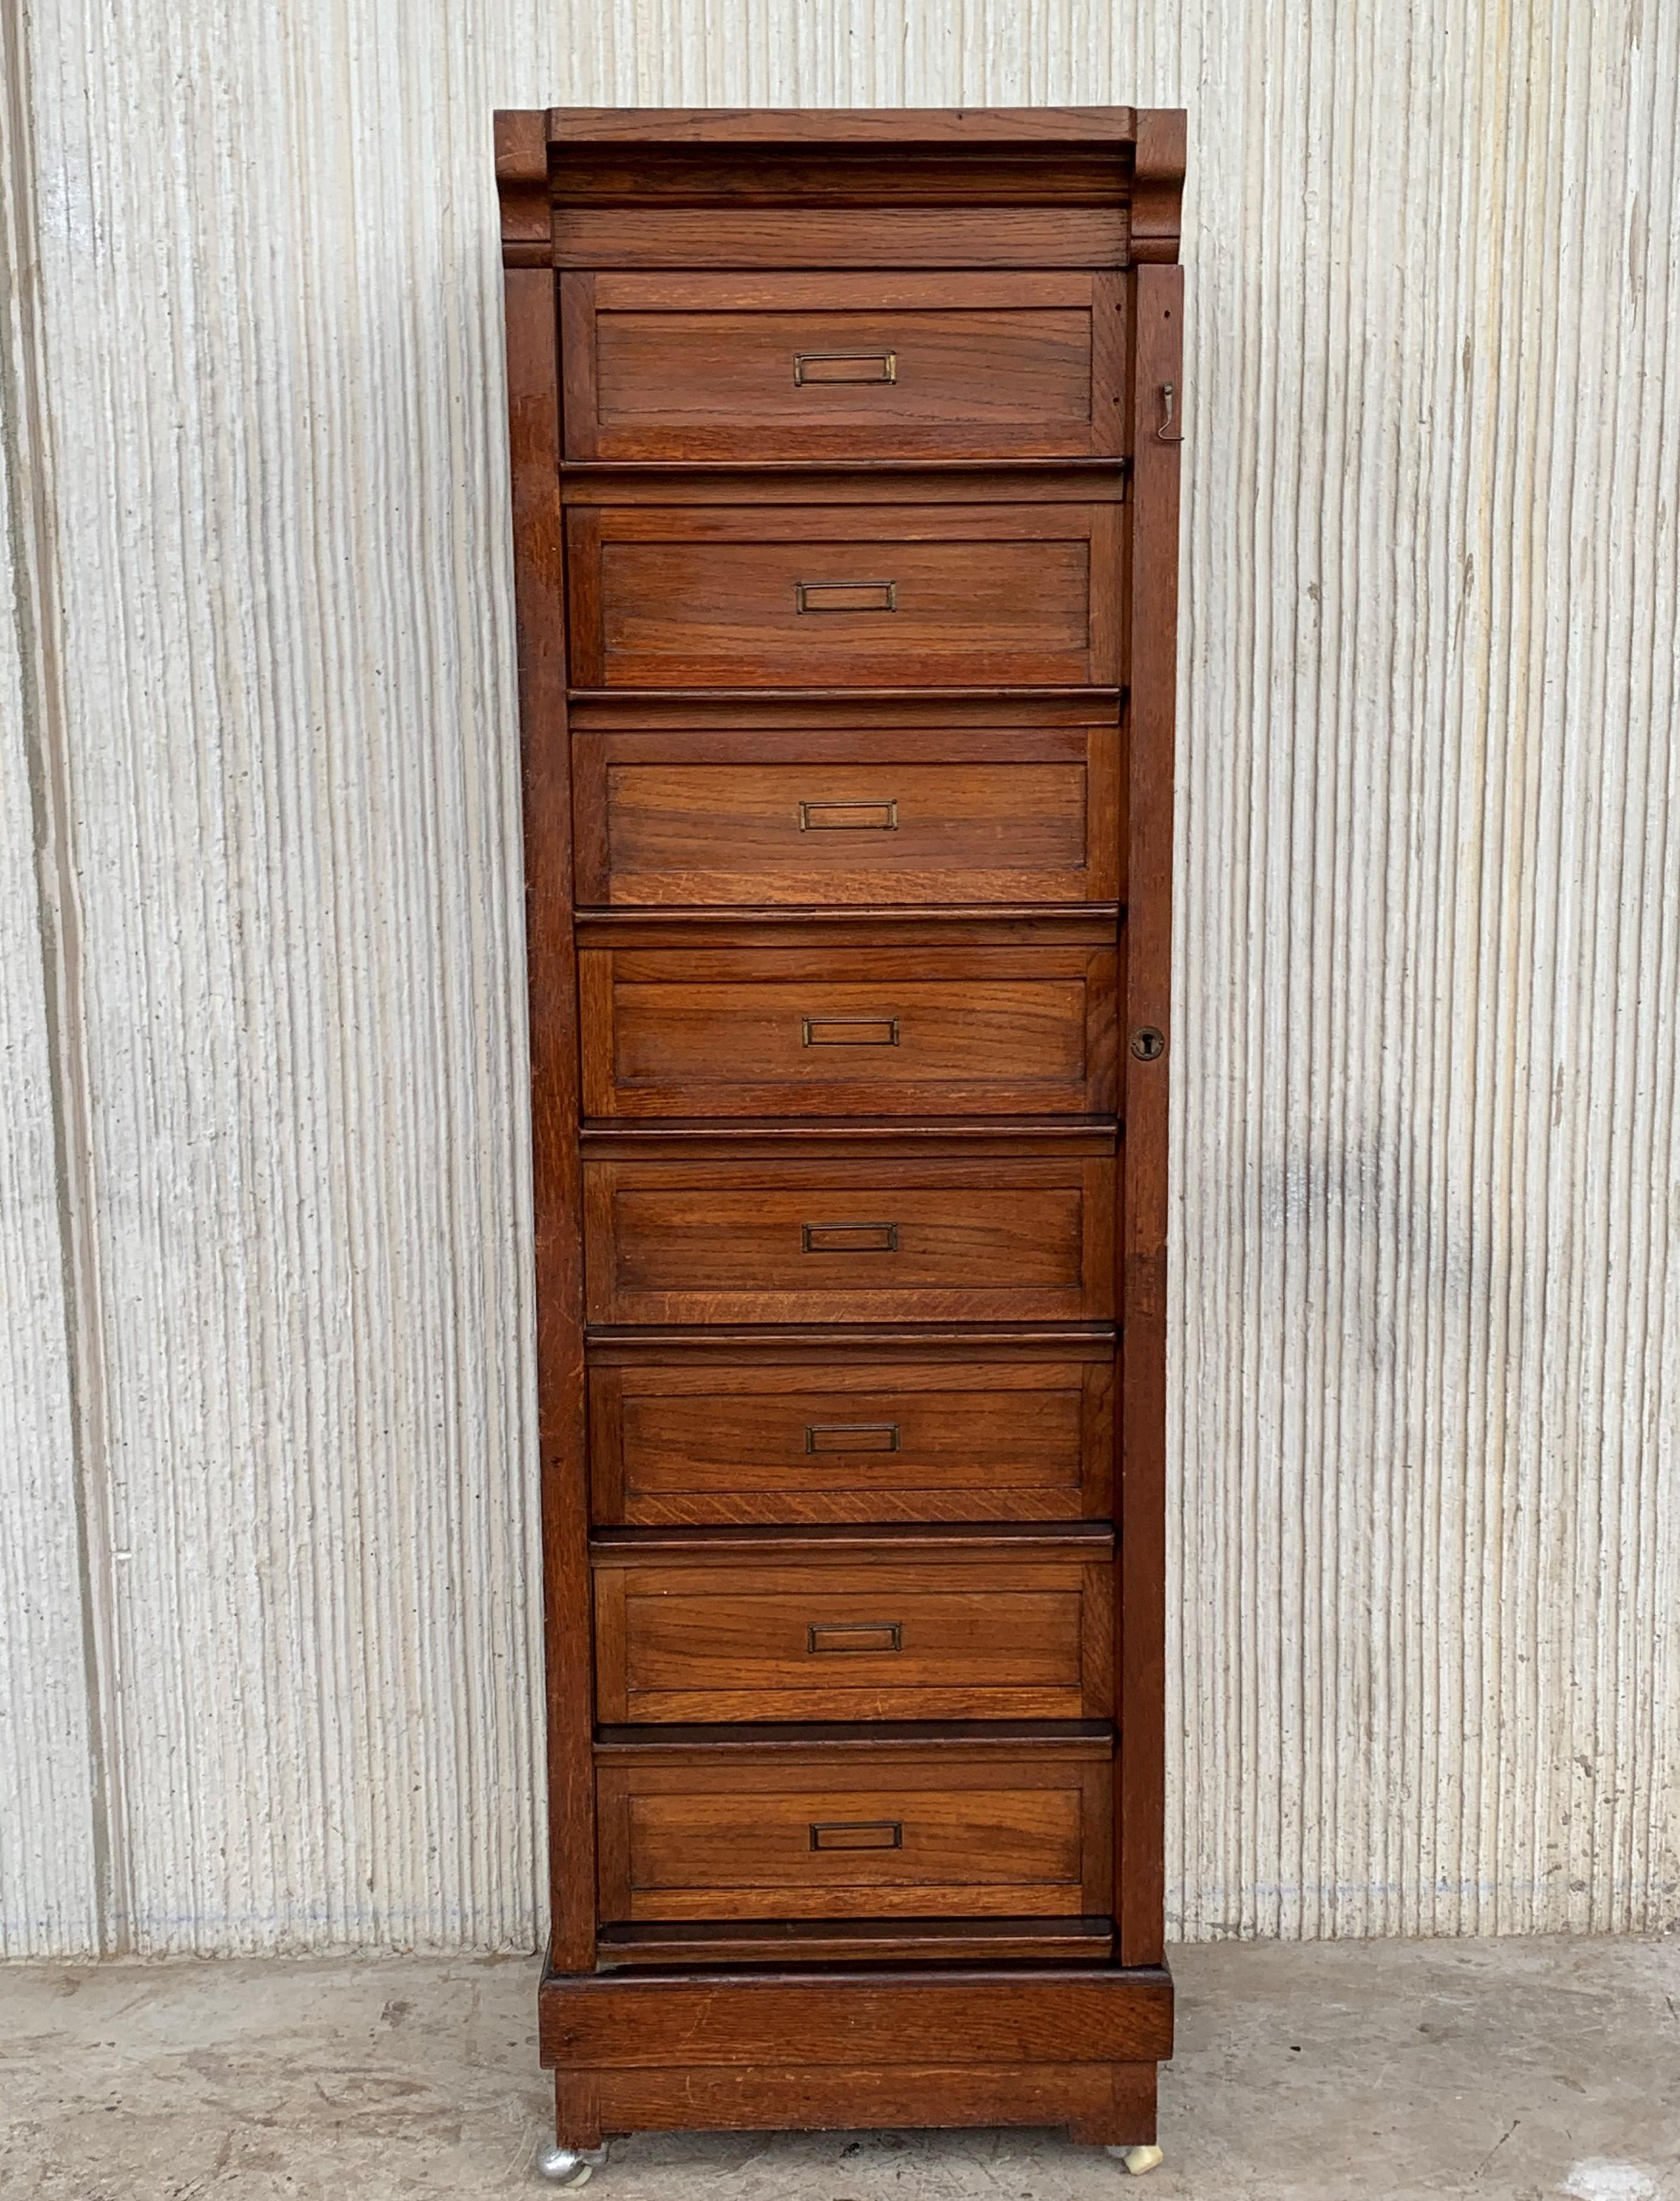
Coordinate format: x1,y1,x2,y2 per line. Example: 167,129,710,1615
578,945,1116,1118
571,726,1123,908
562,273,1123,462
588,1357,1115,1524
583,1157,1116,1326
596,1746,1113,1923
592,1548,1112,1724
552,206,1127,271
567,505,1120,690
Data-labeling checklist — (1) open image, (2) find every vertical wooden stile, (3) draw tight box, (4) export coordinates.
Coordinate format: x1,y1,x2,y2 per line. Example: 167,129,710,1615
498,111,596,1973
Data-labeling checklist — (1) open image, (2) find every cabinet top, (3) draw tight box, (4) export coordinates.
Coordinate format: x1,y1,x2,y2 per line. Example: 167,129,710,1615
527,105,1176,145
494,105,1186,264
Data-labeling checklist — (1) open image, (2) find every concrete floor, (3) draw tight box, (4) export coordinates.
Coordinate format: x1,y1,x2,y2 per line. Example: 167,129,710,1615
1,1937,1675,2201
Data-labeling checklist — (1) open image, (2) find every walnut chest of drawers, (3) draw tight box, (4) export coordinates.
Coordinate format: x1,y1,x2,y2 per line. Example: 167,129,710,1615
496,102,1184,2171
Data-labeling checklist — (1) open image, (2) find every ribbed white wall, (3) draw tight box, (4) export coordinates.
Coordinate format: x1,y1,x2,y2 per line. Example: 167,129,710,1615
2,1,1676,1956
0,27,101,1958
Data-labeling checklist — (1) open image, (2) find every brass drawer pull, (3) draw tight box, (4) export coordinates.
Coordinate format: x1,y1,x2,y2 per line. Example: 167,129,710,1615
796,580,896,614
801,1220,897,1253
802,1016,899,1048
797,799,898,832
793,349,897,385
805,1422,900,1455
807,1621,903,1655
810,1820,903,1850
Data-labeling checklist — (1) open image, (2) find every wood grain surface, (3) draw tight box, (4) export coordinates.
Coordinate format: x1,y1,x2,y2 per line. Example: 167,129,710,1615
570,723,1123,908
583,1155,1117,1326
562,271,1123,462
503,98,1181,2148
587,1352,1114,1524
591,1539,1113,1724
566,502,1121,689
576,942,1116,1119
538,1963,1174,2069
597,1741,1112,1920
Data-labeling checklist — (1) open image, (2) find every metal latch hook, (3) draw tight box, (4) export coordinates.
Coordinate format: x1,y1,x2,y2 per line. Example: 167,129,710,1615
1156,382,1186,444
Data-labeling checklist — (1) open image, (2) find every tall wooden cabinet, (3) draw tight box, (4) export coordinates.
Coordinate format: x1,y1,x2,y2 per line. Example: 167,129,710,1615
496,105,1184,2179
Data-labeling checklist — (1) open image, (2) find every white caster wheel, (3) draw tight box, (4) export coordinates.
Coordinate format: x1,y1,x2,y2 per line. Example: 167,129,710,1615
536,2142,608,2187
1107,2143,1165,2175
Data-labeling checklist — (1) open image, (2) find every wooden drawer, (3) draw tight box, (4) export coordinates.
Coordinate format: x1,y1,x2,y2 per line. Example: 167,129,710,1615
588,1351,1115,1525
583,1155,1116,1326
571,725,1123,908
595,1734,1113,1922
592,1529,1113,1724
566,504,1121,690
561,273,1123,463
578,943,1117,1119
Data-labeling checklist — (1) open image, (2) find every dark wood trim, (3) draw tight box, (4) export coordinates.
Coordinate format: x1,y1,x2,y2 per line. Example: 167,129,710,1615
595,1917,1115,1966
539,1961,1174,2068
595,1721,1115,1756
567,689,1123,723
560,507,604,686
494,110,551,250
575,1124,1120,1160
501,104,1187,272
1116,264,1181,1967
558,464,1129,506
551,204,1127,273
571,906,1120,942
585,1324,1119,1360
589,1521,1115,1559
1130,111,1188,263
560,456,1130,474
545,106,1146,149
503,264,594,1972
561,2057,1158,2147
557,274,600,460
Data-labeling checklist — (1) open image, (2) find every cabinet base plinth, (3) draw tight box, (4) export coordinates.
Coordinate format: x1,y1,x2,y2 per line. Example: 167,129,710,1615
542,1961,1171,2149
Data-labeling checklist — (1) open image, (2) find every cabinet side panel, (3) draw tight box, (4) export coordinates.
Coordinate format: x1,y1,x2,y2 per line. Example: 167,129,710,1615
1117,264,1180,1966
504,263,595,1971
